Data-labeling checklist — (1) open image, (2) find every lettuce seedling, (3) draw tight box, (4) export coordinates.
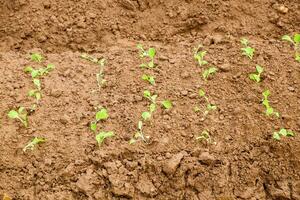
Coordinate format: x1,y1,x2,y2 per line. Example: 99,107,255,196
30,53,43,62
23,137,46,152
194,89,217,115
142,74,155,85
249,65,263,83
129,121,149,144
8,107,28,127
143,90,157,104
282,33,300,62
137,44,156,68
161,100,172,110
80,54,106,88
24,64,55,78
96,131,114,146
241,38,255,60
196,130,216,144
262,90,279,117
202,67,217,80
194,50,208,67
273,128,295,140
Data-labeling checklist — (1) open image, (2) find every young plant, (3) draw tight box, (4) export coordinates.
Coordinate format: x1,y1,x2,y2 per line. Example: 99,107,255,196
8,107,28,127
282,33,300,62
194,89,217,115
196,130,216,144
23,137,46,152
96,131,114,146
142,74,155,85
30,53,43,62
193,45,208,67
249,65,264,83
262,90,279,117
137,44,156,68
141,90,158,121
129,120,149,144
241,38,255,60
273,128,295,140
202,67,217,80
24,64,55,78
161,100,172,110
80,54,106,88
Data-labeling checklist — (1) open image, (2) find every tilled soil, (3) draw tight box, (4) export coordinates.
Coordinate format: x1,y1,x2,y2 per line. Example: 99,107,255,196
0,0,300,200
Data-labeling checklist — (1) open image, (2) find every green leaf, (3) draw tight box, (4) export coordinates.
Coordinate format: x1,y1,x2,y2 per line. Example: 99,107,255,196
142,112,151,121
24,66,33,73
143,90,151,98
90,122,97,132
23,137,46,152
256,65,263,74
96,131,114,145
207,104,217,110
262,90,270,98
282,35,293,44
162,100,172,109
138,121,143,130
273,132,281,140
286,130,295,137
31,70,40,78
278,128,287,136
142,74,148,80
148,76,155,85
266,107,274,116
149,103,156,113
8,110,19,119
293,33,300,44
203,67,217,80
249,74,260,82
148,48,156,58
30,53,43,62
199,89,205,97
33,79,41,90
96,108,109,121
295,52,300,62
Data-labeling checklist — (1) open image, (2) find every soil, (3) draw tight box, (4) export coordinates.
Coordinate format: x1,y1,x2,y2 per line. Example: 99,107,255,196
0,0,300,199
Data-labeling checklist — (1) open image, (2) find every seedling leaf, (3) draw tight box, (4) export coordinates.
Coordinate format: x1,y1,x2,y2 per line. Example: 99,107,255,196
23,137,46,152
162,100,172,109
96,108,109,121
96,131,114,146
142,111,151,121
30,53,43,62
282,35,293,44
8,110,19,119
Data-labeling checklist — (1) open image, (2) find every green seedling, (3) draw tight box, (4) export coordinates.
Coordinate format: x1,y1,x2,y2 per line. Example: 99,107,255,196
202,67,217,80
8,107,28,127
137,44,156,68
194,89,217,115
161,100,172,110
96,131,114,146
241,38,255,60
282,33,300,62
193,44,208,67
30,53,43,62
249,65,264,83
273,128,295,140
142,74,155,85
262,90,279,117
196,130,216,144
80,54,106,88
90,108,109,133
142,111,151,121
143,90,157,104
23,137,46,152
24,64,55,78
129,121,149,144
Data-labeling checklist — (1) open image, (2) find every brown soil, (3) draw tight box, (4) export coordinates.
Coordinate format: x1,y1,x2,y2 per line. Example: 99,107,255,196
0,0,300,199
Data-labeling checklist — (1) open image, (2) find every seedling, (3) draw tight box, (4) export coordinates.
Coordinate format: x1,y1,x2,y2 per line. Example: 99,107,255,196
273,128,295,140
143,90,157,104
142,111,151,121
137,44,156,68
241,38,255,60
23,137,46,152
194,89,217,115
196,130,216,144
142,74,155,85
262,90,279,117
194,45,208,66
30,53,43,62
161,100,172,110
249,65,264,83
81,54,107,88
282,33,300,62
8,107,28,127
24,64,55,78
202,67,217,80
96,131,114,146
129,121,149,144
